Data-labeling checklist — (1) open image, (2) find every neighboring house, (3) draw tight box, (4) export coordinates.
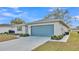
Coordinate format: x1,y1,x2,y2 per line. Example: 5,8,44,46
0,24,28,34
71,28,79,32
11,24,28,34
28,19,70,36
0,24,12,33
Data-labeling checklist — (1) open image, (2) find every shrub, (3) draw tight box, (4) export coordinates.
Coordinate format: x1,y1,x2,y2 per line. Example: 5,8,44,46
19,33,29,37
4,32,9,34
51,35,57,39
25,34,29,36
77,32,79,33
8,30,15,34
65,32,69,35
0,33,3,34
57,35,63,39
51,35,63,40
63,33,66,36
14,33,20,35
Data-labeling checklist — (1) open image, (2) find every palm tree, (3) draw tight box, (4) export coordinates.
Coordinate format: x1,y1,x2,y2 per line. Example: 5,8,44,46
11,18,25,24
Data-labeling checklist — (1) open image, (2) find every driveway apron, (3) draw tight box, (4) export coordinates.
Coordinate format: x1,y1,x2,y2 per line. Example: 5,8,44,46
0,36,50,51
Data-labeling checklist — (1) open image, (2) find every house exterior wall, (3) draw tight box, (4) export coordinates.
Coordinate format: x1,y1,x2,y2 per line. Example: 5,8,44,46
71,29,79,32
54,22,62,35
0,25,28,34
0,27,12,33
11,25,27,34
54,22,69,35
28,22,69,36
60,23,69,33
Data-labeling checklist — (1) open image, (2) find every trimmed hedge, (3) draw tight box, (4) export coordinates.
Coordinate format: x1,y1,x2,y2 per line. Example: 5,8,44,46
51,35,63,40
77,32,79,33
19,34,29,37
8,30,15,34
65,32,69,35
4,32,9,34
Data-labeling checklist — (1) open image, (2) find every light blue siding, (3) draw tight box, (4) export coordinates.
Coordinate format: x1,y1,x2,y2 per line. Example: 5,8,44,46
31,25,54,36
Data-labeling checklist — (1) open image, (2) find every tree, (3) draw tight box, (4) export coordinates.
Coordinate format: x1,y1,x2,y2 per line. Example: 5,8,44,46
45,8,72,25
11,18,25,24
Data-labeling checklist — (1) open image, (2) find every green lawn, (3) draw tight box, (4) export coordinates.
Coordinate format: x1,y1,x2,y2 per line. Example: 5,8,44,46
33,32,79,51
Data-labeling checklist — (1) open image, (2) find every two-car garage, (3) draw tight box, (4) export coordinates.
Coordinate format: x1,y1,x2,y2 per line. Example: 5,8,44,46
28,19,69,37
31,25,54,36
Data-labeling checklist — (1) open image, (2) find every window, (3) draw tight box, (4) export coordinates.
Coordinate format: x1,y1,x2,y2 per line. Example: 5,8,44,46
17,26,22,31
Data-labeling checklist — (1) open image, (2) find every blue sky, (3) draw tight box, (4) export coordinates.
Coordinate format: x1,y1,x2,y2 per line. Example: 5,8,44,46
0,7,79,27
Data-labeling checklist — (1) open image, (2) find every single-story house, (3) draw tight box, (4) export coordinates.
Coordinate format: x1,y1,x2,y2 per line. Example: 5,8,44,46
71,28,79,32
0,15,70,36
0,24,28,34
28,19,70,36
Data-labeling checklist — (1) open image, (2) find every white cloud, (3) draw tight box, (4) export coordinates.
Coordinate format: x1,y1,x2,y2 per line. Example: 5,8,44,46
9,7,24,13
0,12,19,18
2,12,14,16
16,11,41,22
10,7,19,10
48,7,67,12
72,16,79,20
0,10,41,23
73,16,79,19
48,8,53,12
0,9,7,13
15,9,24,13
16,10,22,12
1,9,7,11
0,11,26,17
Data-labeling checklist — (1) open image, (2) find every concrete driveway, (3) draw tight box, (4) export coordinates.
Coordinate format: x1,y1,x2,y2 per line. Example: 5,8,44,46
0,36,50,51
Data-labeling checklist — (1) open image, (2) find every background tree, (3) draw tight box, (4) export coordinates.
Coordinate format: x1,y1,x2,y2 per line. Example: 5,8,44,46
11,18,25,24
45,8,72,25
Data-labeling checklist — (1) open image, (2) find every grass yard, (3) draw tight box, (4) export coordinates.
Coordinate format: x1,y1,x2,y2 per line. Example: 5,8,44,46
0,34,17,42
33,32,79,51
